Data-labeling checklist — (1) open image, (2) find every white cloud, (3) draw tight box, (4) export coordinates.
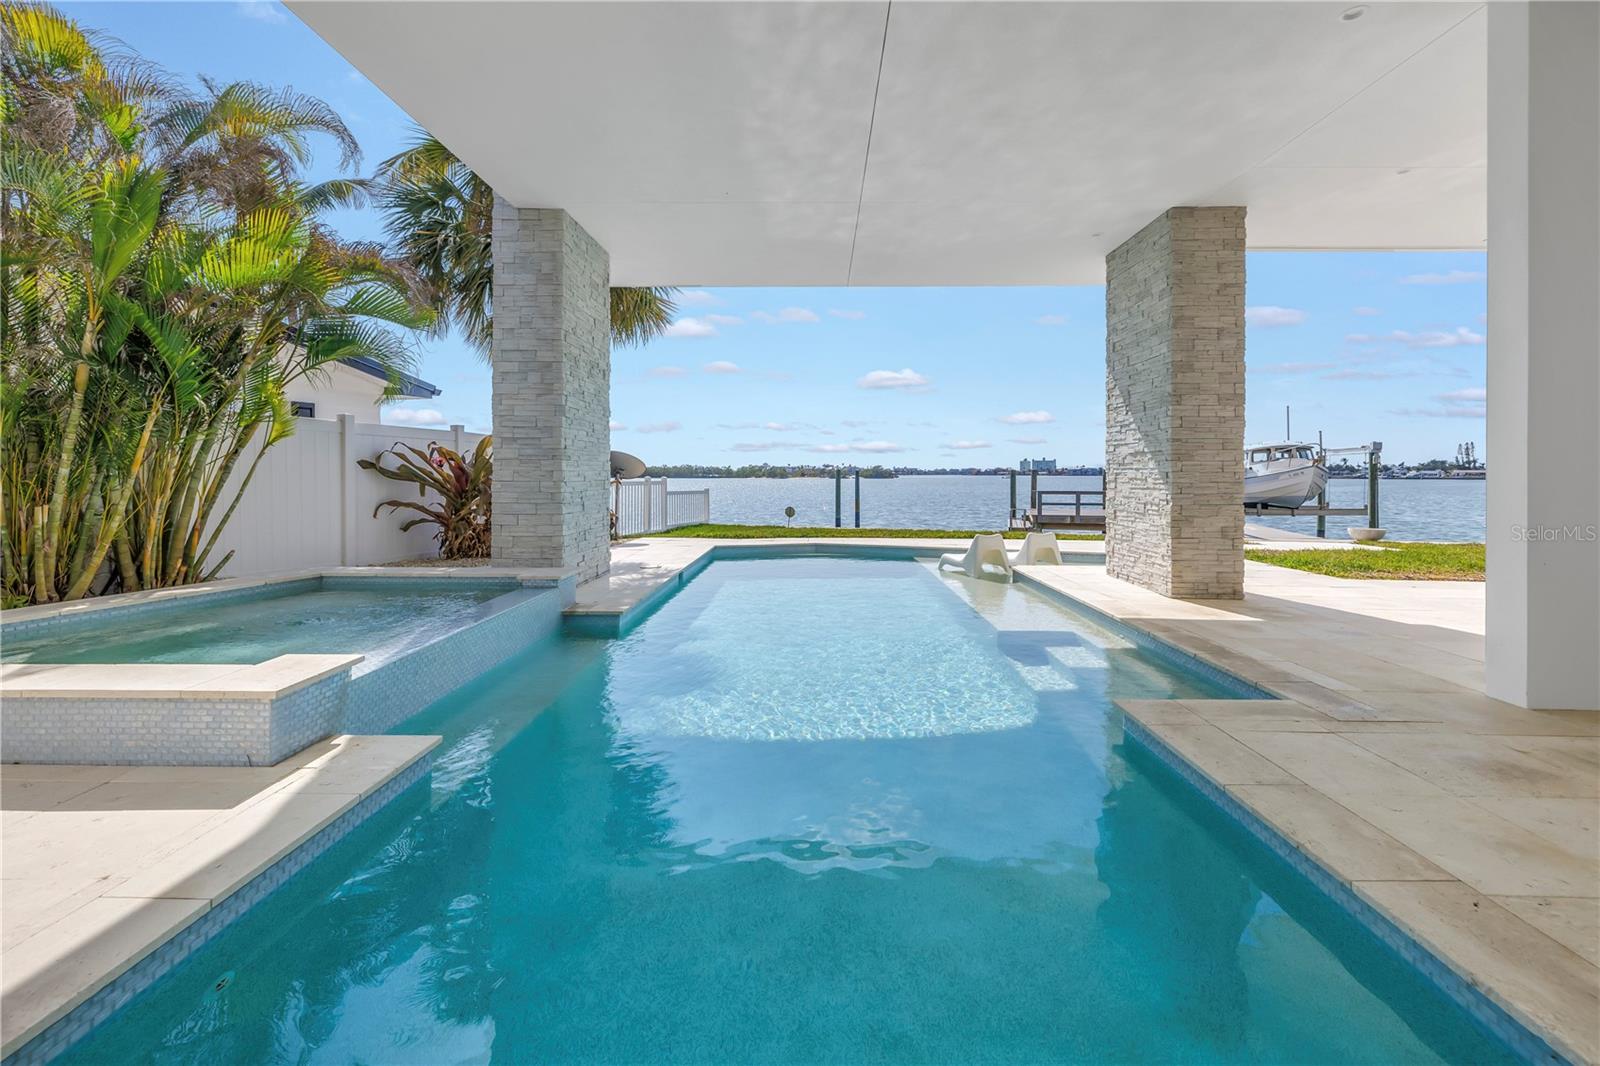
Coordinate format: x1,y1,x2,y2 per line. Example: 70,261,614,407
1345,333,1376,344
1246,305,1307,328
677,290,718,306
718,421,807,432
1253,361,1337,375
750,307,820,324
840,419,874,428
828,309,867,320
664,317,718,338
649,366,688,378
808,441,907,454
609,420,627,431
1034,314,1068,326
856,368,929,391
1400,270,1485,285
1353,306,1382,317
947,440,992,450
1392,405,1486,419
704,314,744,326
236,0,287,23
1439,387,1487,403
1008,436,1048,445
1391,327,1483,349
1322,368,1414,381
703,361,742,374
998,410,1053,425
720,416,806,428
385,407,449,427
730,441,788,453
636,421,681,433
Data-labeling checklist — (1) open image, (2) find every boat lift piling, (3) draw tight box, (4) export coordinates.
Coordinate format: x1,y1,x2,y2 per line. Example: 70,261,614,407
1368,446,1382,530
833,467,842,528
854,470,861,529
1317,431,1327,539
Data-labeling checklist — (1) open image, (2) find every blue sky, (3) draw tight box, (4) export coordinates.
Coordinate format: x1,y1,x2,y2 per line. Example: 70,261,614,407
69,1,1488,466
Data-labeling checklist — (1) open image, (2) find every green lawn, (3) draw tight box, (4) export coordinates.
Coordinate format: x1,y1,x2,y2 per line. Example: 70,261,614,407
638,524,1103,541
1245,542,1484,580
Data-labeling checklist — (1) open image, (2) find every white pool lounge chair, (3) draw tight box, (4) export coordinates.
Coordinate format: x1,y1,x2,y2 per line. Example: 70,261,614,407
938,534,1013,579
1010,531,1063,566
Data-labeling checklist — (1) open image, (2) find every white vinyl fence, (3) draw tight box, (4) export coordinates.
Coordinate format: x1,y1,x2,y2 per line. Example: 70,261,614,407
613,478,711,536
204,415,485,578
204,418,713,579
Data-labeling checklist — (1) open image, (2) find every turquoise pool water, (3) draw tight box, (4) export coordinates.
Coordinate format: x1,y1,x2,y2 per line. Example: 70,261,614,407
56,558,1512,1064
1,580,511,667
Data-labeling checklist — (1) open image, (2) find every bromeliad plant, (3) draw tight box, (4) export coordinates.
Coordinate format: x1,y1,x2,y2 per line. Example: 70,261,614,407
1,3,433,604
359,437,491,560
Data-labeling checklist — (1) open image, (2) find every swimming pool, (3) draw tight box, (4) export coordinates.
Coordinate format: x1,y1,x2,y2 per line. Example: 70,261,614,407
51,557,1515,1063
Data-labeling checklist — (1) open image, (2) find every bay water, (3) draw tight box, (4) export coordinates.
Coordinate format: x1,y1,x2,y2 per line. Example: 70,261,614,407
669,474,1486,542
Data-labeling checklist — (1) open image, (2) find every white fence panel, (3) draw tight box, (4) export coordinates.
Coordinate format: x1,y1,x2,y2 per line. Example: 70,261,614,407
203,415,485,579
665,489,711,529
202,421,707,579
613,479,708,536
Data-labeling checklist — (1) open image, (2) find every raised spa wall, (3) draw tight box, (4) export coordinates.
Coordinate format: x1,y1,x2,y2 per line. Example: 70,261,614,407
0,573,575,766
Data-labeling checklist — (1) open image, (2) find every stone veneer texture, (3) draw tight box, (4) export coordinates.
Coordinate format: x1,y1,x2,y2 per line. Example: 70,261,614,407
1105,206,1246,600
490,201,612,581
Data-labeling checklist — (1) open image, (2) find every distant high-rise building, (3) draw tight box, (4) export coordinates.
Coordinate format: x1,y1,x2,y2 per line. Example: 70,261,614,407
1019,457,1057,473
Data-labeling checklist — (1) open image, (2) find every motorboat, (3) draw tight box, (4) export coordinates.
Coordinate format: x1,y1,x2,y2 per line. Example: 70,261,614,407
1244,442,1328,507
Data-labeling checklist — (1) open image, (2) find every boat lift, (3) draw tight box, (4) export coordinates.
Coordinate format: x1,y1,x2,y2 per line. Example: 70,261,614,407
1009,441,1383,539
1243,440,1383,537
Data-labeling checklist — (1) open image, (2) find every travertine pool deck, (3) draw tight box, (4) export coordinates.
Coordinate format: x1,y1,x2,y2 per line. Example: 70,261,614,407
588,537,1597,1062
0,733,438,1058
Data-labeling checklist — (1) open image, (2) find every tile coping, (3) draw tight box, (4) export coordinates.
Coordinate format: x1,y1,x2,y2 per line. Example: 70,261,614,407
0,654,363,701
0,734,440,1062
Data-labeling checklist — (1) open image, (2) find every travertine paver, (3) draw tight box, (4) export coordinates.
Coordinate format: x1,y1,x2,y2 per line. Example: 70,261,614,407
987,555,1600,1064
0,734,438,1057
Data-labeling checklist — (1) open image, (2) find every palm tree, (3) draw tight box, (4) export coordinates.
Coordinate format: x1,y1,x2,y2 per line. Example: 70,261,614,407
2,1,432,603
375,131,678,353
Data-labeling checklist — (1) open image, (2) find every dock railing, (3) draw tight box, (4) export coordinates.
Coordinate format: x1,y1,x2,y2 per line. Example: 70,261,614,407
613,478,710,536
1008,472,1107,531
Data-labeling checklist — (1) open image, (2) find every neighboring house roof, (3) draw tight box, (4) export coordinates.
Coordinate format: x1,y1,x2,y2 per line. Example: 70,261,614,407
338,356,441,399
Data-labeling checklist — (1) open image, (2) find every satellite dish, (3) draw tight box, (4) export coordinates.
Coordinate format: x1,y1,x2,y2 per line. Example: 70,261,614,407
611,451,647,479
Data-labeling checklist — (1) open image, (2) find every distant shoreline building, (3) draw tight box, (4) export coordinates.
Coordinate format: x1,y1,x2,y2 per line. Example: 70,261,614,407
1019,457,1058,473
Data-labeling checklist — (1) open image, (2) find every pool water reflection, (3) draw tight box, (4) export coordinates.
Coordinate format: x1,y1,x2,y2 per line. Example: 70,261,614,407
59,558,1513,1064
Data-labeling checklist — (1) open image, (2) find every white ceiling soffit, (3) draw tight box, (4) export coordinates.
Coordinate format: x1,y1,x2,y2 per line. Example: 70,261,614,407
289,1,1487,286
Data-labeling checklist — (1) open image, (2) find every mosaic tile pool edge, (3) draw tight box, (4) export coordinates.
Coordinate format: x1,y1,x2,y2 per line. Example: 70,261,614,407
0,672,349,767
0,754,434,1066
348,585,566,733
1122,716,1566,1066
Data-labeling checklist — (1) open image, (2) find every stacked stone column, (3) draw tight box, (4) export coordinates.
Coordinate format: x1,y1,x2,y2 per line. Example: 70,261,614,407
1105,207,1246,600
490,201,612,580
